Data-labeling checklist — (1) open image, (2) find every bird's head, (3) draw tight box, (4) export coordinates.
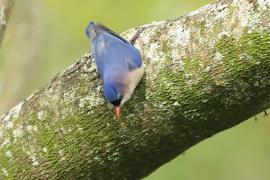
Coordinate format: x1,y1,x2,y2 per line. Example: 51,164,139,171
104,82,125,118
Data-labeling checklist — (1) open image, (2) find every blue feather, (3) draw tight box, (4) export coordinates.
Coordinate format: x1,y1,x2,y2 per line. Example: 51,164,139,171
86,22,142,74
85,21,143,106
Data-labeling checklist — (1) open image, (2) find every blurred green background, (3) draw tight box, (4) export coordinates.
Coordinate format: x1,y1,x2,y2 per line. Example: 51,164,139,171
0,0,269,179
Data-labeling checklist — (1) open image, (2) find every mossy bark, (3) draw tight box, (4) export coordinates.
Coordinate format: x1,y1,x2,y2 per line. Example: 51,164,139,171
0,0,270,179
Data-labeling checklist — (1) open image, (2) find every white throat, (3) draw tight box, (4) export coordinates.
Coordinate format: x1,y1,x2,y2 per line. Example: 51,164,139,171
121,64,144,105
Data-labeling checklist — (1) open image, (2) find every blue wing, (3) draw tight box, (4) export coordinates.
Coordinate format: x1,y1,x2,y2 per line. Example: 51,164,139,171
103,41,142,70
90,23,143,77
94,23,129,44
125,44,143,70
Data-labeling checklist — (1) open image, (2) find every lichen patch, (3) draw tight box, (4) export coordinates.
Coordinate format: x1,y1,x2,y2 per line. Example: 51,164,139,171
168,24,190,48
37,111,44,120
258,0,270,10
13,126,23,138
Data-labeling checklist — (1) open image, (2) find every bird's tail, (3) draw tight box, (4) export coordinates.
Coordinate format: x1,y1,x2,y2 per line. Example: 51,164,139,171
85,21,96,39
86,21,128,43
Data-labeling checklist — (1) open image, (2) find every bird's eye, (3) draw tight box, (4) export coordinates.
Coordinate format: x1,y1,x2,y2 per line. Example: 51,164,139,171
117,94,123,99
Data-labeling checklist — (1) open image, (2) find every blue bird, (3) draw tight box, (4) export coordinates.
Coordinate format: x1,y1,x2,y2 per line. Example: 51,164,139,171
86,21,144,118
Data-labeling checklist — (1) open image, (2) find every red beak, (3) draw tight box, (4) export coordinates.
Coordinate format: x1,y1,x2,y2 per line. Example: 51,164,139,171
115,106,122,119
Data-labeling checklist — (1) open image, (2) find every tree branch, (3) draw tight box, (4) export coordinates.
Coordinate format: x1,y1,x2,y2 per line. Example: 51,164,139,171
0,0,270,179
0,0,14,47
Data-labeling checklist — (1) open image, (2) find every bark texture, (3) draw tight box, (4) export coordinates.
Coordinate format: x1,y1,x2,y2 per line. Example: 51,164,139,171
0,0,14,47
0,0,270,179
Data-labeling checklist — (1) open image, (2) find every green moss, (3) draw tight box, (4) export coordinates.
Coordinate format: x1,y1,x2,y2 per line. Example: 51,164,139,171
161,40,172,60
228,5,235,17
212,31,270,112
212,24,222,37
216,36,244,73
217,31,270,81
241,31,270,65
152,30,270,136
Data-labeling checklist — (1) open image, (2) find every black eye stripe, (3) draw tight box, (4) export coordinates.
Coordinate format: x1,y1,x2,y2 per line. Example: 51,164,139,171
111,99,121,106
